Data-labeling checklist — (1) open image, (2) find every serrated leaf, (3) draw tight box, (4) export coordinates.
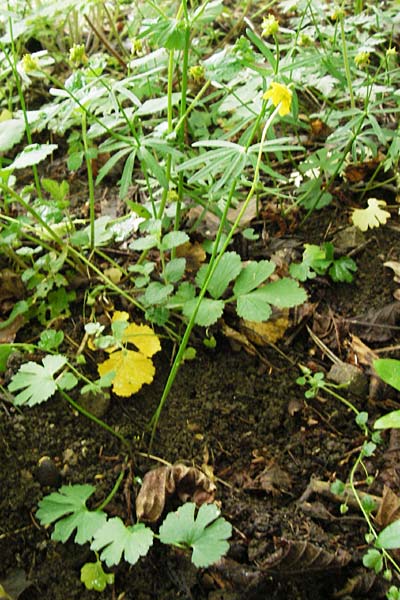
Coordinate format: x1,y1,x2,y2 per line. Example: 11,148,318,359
98,349,156,397
233,260,275,295
159,503,232,567
196,252,242,299
0,119,25,152
36,484,107,544
161,231,189,251
8,354,67,406
329,256,357,283
81,560,114,592
182,298,224,326
246,279,307,309
289,261,316,282
91,518,153,567
236,293,272,321
142,281,174,305
352,198,391,231
164,258,186,283
9,144,58,169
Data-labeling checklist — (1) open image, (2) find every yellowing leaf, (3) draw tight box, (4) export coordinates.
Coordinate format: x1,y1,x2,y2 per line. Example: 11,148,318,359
121,323,161,356
351,198,391,231
98,349,156,396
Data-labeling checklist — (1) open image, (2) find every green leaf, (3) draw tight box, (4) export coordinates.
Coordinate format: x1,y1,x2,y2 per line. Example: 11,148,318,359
246,279,307,309
329,257,357,283
81,560,114,592
91,518,153,567
0,300,29,330
38,329,64,352
375,410,400,430
182,298,225,326
8,354,67,406
9,144,58,169
159,503,232,568
139,146,168,190
129,235,158,251
119,149,137,200
377,520,400,550
142,282,174,305
373,359,400,392
164,258,186,283
196,252,242,299
362,548,383,573
168,282,196,307
233,260,275,295
36,484,107,544
161,231,189,251
0,344,12,373
289,261,316,282
236,292,272,321
0,119,25,152
41,178,69,203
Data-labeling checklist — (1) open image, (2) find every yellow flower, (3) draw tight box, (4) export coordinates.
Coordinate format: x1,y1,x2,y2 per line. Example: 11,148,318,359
354,51,370,68
262,14,279,37
263,82,292,116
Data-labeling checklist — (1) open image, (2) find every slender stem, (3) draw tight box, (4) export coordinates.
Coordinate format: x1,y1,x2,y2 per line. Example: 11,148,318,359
97,466,126,510
339,13,355,110
59,389,131,449
149,104,281,447
81,112,96,249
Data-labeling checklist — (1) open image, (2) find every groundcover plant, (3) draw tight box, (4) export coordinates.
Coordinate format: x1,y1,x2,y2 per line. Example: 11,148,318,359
1,0,400,596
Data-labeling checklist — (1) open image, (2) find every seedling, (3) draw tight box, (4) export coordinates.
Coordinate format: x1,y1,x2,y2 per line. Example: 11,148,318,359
36,483,232,589
290,243,357,283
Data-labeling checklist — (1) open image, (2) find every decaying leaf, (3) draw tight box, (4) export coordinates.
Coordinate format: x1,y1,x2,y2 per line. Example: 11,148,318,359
239,311,289,346
260,538,351,574
376,485,400,528
350,303,400,342
243,461,292,496
384,261,400,284
136,464,216,522
0,569,31,600
176,241,206,272
333,570,381,598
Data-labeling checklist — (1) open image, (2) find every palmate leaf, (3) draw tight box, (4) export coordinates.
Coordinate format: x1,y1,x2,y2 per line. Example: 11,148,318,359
159,503,232,568
36,484,107,544
351,198,391,231
98,349,156,397
8,354,67,406
91,518,153,567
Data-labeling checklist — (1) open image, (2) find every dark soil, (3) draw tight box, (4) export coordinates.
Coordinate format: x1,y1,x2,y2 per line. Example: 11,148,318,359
2,209,400,599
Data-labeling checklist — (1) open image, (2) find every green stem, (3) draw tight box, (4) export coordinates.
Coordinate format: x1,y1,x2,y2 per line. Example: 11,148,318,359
339,13,355,110
149,103,281,447
157,49,175,220
81,112,96,249
59,389,130,449
97,466,126,511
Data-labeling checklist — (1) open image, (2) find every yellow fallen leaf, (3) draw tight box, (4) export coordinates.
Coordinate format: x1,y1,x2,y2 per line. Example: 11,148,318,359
240,311,289,345
98,348,156,396
351,198,391,231
96,312,161,396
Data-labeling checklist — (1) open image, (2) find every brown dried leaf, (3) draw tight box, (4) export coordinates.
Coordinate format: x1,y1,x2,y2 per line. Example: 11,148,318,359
384,261,400,283
333,570,380,598
376,485,400,528
243,461,292,496
136,464,216,522
260,538,351,574
176,241,206,272
350,302,400,342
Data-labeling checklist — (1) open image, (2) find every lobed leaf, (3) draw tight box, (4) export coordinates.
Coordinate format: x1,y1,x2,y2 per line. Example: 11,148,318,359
91,518,153,567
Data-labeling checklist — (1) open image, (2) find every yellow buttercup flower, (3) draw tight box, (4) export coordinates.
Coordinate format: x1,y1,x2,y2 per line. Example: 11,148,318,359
263,82,292,116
